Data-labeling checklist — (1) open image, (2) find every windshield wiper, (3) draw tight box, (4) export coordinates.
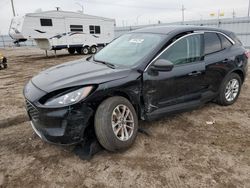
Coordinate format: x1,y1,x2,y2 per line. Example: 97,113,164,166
93,56,116,69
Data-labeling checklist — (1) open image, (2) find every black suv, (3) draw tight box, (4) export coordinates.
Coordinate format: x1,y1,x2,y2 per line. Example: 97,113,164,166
24,26,248,152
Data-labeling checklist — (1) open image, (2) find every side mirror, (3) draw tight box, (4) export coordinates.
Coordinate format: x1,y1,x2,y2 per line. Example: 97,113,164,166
151,59,174,72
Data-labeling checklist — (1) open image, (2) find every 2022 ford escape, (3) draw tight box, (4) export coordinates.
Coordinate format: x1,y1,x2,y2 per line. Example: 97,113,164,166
24,26,248,152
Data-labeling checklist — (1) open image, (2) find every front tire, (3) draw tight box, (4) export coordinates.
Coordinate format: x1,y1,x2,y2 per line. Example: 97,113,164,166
94,96,138,152
217,73,242,106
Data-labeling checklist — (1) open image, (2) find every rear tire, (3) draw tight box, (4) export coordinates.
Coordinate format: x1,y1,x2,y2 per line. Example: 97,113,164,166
76,47,89,55
94,96,138,152
81,47,89,55
90,46,97,54
217,73,242,106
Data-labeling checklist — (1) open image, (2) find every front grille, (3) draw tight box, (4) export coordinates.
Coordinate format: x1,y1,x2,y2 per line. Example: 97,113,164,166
25,100,39,121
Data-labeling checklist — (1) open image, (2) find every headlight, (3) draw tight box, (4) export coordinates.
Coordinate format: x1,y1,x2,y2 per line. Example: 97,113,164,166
44,86,93,107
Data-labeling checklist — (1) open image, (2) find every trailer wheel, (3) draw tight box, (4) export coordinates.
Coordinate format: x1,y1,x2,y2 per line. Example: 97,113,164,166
68,48,75,55
90,46,97,54
82,47,89,55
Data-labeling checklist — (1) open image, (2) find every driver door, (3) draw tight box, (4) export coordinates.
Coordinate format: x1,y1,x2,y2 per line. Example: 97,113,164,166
143,33,207,118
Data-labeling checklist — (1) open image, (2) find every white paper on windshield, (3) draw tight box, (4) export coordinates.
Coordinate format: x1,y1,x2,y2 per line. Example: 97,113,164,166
129,39,144,44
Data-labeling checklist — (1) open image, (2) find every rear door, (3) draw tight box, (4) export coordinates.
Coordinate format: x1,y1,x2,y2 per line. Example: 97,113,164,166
143,33,207,116
203,32,234,94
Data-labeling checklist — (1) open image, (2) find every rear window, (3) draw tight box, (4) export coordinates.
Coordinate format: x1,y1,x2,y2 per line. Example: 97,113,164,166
229,32,242,45
40,19,53,26
218,34,232,49
204,32,221,55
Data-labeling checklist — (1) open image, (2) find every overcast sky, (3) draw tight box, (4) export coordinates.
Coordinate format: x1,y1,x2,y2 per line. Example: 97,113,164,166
0,0,249,34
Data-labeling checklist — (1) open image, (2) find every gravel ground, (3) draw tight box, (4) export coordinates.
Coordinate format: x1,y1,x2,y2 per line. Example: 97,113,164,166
0,47,249,188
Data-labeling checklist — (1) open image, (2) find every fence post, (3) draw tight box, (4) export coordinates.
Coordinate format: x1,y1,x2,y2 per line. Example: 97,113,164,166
1,35,5,48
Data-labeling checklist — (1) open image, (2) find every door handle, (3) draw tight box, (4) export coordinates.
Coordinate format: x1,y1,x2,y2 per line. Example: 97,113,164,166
188,71,202,76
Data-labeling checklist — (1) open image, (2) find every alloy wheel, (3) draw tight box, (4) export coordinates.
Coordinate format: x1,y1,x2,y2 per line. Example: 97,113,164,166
112,104,134,141
225,78,239,102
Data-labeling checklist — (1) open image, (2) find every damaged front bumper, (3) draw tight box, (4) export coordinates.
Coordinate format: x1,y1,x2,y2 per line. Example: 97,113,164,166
25,99,93,145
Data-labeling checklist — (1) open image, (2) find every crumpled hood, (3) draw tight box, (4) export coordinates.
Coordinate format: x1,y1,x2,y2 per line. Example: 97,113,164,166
32,59,131,93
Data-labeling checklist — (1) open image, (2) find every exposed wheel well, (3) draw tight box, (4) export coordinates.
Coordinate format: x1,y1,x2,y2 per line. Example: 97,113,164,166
109,91,140,117
92,91,141,120
232,70,244,83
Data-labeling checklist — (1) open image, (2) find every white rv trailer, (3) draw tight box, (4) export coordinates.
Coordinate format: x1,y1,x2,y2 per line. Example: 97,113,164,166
9,10,115,54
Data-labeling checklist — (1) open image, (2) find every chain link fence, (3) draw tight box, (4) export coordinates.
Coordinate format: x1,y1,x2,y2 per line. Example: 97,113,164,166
115,17,250,48
0,35,35,48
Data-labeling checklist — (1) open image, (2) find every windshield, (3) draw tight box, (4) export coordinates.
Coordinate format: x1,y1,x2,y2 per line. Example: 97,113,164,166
94,33,164,67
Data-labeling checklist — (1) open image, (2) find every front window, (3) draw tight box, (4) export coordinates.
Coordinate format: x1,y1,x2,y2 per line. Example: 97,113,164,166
94,33,164,67
159,34,202,65
40,19,53,26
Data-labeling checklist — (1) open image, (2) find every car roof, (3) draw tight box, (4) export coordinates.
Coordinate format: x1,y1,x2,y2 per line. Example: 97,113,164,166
131,25,231,35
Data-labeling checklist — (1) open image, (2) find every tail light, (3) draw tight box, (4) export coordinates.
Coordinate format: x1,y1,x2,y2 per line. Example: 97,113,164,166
245,50,250,59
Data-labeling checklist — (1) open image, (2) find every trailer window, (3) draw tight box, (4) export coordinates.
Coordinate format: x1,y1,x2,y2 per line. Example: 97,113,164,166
40,19,53,26
89,25,101,34
70,25,83,32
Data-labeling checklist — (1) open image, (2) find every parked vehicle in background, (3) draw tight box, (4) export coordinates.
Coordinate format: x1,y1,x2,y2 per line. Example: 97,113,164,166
0,52,7,69
24,26,248,152
9,10,115,55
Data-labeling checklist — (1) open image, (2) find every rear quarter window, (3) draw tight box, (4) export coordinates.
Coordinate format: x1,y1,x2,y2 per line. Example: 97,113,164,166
229,32,242,45
218,34,233,49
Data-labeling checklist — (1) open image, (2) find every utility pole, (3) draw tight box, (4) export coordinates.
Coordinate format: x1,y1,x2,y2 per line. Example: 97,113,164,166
217,9,220,27
10,0,16,16
136,15,142,25
181,5,185,24
232,9,236,19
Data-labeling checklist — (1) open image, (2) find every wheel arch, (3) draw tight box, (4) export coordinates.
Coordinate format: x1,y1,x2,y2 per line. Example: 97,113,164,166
83,45,90,48
231,69,245,83
107,91,141,119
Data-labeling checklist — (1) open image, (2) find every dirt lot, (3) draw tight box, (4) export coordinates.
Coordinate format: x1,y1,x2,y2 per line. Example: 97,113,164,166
0,47,249,188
